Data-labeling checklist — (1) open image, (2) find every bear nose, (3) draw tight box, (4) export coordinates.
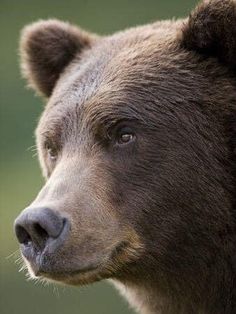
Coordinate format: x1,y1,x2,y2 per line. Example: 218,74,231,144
14,207,67,253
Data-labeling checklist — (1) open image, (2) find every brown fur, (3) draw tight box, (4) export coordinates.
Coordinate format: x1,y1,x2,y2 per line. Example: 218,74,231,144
16,1,236,313
182,0,236,69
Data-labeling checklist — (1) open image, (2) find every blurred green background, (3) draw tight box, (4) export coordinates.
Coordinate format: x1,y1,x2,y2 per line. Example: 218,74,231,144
0,1,198,313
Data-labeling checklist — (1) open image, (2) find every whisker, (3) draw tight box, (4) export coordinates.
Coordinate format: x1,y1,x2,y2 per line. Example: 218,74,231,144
32,152,38,158
53,285,60,298
27,144,37,152
15,256,23,265
6,249,20,260
26,144,38,158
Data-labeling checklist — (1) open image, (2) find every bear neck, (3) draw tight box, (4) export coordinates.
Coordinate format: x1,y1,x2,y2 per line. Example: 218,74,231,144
112,258,236,314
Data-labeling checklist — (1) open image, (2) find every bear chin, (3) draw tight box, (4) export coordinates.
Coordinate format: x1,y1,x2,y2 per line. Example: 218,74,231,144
36,267,108,286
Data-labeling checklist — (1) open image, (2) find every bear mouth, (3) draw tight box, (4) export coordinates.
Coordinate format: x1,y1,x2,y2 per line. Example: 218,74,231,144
36,262,99,277
22,240,135,285
22,251,108,285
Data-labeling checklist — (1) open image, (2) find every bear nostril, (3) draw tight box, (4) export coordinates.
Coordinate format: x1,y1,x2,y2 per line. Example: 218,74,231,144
15,221,50,250
15,225,32,246
32,223,49,248
32,223,49,242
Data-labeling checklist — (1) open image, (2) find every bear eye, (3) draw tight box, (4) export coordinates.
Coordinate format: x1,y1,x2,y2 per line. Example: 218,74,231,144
45,142,58,161
116,127,135,145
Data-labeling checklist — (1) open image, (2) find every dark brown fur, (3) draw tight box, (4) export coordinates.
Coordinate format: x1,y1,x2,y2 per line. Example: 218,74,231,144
17,1,236,313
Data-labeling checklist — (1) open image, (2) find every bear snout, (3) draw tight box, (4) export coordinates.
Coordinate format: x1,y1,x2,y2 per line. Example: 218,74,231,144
14,207,70,272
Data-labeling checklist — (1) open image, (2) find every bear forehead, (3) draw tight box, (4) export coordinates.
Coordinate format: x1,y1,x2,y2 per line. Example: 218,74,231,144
47,20,184,113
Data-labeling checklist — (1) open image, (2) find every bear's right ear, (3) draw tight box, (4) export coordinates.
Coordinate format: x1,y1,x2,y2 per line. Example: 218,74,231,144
181,0,236,70
20,19,98,98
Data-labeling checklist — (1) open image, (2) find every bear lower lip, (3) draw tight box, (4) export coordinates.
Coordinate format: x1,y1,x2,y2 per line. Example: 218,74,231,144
36,264,105,286
37,264,99,278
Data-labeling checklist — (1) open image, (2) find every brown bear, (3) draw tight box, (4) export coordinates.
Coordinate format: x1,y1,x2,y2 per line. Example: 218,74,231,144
14,0,236,313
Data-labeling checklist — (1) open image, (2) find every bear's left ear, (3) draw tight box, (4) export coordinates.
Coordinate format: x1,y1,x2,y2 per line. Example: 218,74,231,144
182,0,236,70
20,19,98,98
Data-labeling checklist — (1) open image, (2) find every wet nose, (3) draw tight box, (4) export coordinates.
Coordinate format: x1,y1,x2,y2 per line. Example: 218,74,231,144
14,207,68,253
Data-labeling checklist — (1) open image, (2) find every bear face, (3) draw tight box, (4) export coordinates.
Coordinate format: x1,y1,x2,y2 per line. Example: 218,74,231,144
15,1,236,313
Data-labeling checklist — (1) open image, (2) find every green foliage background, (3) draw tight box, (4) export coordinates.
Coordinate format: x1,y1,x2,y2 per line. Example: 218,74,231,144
0,1,198,313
